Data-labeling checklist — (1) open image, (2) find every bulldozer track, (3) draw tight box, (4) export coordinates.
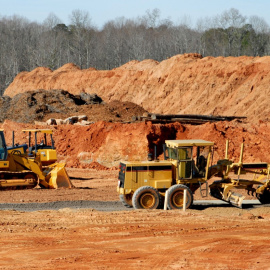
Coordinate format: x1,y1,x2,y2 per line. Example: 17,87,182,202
0,170,38,190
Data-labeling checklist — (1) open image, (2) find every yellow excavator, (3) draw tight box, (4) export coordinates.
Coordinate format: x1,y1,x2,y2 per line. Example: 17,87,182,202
0,129,73,190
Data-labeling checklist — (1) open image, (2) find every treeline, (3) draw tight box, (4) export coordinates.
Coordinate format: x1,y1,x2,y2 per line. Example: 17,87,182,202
0,8,269,94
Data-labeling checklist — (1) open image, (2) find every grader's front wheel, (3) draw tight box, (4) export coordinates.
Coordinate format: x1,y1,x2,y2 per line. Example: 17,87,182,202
132,186,161,209
167,184,193,209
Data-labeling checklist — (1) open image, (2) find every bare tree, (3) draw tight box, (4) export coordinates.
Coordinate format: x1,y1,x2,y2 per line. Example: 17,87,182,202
69,9,92,28
0,8,270,95
68,10,94,68
141,8,161,28
248,16,270,56
43,13,62,29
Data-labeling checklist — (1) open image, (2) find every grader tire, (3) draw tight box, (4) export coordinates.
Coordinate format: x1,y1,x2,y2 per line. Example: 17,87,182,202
256,189,270,204
167,184,193,210
119,194,133,208
132,186,161,209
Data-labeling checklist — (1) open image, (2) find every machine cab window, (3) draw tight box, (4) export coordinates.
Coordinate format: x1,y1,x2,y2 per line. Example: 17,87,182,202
164,139,214,180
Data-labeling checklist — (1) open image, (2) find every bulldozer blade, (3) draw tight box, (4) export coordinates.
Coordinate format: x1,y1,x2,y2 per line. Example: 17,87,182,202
45,163,74,189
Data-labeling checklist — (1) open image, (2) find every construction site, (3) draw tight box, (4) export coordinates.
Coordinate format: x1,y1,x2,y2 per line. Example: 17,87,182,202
1,54,270,269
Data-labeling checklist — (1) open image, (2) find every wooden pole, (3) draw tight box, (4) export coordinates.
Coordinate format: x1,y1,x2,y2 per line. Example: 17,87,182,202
164,190,168,210
183,189,187,212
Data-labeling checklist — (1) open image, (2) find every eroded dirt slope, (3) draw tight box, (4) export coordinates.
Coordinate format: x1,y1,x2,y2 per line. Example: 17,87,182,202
1,119,270,168
5,54,270,122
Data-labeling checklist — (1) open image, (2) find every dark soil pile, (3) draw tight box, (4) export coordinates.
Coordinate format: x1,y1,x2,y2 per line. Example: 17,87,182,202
0,89,148,123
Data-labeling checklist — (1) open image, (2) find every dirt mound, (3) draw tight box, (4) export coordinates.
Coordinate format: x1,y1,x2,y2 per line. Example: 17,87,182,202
0,89,148,123
3,54,270,168
5,53,270,123
2,119,270,168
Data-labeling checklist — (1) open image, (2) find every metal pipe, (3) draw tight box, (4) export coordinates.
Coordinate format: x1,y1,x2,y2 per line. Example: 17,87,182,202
51,134,55,149
44,134,47,145
28,132,31,150
12,131,14,147
237,143,244,179
34,132,37,153
151,114,246,121
225,140,229,159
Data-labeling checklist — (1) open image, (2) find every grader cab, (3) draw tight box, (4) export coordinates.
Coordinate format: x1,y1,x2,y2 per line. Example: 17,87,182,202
164,139,213,180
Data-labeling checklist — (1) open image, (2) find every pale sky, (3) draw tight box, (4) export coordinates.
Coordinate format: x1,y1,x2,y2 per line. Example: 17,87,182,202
0,0,269,28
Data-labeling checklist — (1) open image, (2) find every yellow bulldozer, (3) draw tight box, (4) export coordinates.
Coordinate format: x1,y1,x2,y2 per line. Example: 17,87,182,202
117,139,270,209
0,129,73,190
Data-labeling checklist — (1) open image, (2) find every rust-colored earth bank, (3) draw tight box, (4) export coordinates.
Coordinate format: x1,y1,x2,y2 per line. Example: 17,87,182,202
1,119,270,168
1,54,270,269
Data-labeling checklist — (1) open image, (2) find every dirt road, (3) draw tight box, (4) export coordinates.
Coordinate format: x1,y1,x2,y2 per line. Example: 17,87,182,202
0,169,270,270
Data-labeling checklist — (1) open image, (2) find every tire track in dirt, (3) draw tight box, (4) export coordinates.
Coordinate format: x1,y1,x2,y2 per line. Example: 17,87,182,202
0,200,267,212
0,200,131,212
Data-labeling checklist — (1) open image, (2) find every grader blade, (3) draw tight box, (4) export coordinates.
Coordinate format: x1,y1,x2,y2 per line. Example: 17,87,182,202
209,182,245,208
44,163,74,189
228,192,245,208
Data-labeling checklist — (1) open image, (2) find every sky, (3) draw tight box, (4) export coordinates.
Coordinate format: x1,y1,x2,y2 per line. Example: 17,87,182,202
0,0,269,29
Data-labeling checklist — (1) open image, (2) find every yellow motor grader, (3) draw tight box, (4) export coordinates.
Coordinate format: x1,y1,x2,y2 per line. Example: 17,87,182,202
117,139,270,209
0,129,73,190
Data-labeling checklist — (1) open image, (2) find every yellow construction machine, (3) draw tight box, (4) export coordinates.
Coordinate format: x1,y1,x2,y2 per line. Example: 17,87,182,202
208,141,270,207
117,139,270,209
0,129,73,190
22,129,57,166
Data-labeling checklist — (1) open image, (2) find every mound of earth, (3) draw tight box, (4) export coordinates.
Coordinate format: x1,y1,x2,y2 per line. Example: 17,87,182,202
4,54,270,123
0,89,148,123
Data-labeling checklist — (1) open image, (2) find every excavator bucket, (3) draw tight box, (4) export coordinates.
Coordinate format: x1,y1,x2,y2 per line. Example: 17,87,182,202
44,163,74,189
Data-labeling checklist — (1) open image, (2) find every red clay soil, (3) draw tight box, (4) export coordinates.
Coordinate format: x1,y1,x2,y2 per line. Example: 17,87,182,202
1,205,270,270
5,54,270,123
0,169,270,270
1,119,270,168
